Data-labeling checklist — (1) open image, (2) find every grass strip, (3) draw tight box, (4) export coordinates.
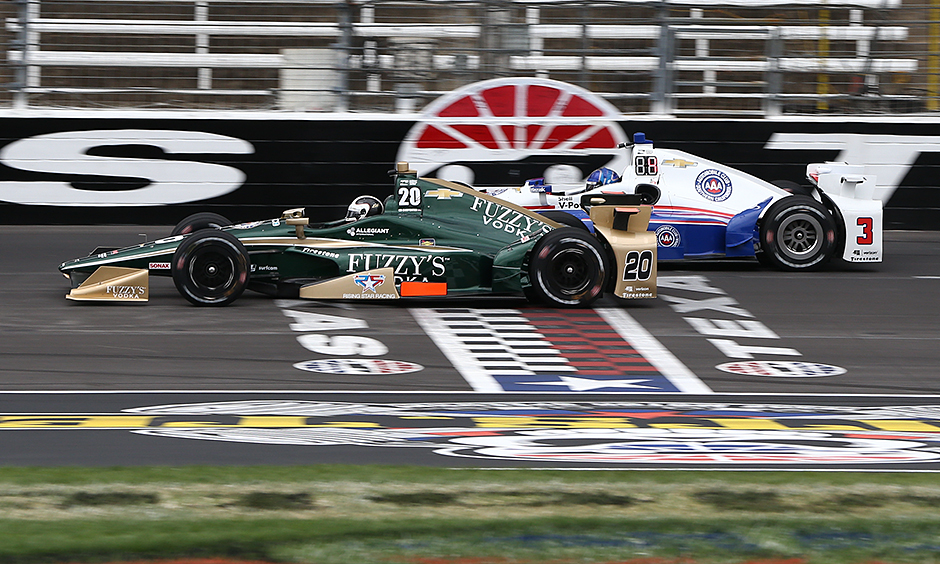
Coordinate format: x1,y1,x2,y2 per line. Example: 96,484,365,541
1,465,939,564
5,517,940,564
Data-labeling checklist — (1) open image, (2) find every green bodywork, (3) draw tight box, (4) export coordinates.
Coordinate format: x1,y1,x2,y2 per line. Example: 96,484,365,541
59,171,556,299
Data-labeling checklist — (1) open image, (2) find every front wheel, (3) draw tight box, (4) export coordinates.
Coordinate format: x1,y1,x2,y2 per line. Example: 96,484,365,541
526,227,607,307
759,196,836,271
172,229,250,306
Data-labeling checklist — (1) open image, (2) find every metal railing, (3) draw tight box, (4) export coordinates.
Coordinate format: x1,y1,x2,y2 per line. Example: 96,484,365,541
2,0,935,115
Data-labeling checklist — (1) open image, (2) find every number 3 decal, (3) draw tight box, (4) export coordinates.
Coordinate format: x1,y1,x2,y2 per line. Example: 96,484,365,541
857,217,873,245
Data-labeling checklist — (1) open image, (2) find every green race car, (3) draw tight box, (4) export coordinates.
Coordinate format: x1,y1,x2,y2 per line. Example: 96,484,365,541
59,163,657,307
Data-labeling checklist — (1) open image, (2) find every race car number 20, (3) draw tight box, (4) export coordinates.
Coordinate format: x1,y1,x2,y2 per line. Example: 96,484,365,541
398,179,421,211
398,186,421,207
623,250,654,281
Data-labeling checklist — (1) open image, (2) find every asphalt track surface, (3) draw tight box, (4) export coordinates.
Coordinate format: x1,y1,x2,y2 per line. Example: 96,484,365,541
1,226,939,469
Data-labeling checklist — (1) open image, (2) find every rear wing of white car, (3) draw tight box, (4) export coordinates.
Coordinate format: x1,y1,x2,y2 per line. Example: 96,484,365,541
806,162,883,264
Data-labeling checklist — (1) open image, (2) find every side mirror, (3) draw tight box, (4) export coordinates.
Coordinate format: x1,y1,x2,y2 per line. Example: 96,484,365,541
634,183,661,205
281,207,306,219
281,208,309,238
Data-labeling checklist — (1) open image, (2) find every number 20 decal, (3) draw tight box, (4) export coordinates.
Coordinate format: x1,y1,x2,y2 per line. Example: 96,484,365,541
623,250,654,281
398,185,421,208
857,217,873,245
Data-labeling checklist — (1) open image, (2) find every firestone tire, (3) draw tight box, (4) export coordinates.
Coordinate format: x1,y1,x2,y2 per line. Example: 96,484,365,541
172,229,250,306
170,212,231,236
527,227,607,307
759,196,836,271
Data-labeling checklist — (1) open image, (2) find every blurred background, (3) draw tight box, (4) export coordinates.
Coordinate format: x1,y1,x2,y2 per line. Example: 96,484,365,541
1,0,932,116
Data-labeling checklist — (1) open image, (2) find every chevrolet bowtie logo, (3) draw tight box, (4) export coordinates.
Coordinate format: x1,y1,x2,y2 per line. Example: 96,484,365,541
425,188,464,199
663,158,697,168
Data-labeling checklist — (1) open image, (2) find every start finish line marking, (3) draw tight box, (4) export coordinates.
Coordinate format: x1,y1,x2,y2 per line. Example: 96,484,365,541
597,308,712,394
410,307,712,394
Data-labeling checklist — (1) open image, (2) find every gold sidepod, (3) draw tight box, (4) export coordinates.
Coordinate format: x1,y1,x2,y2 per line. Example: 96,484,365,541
66,266,149,302
299,268,400,300
589,204,658,299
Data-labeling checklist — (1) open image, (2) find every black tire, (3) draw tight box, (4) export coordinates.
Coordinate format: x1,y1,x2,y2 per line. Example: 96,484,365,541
539,210,589,231
755,250,774,267
171,212,231,236
172,229,250,306
759,196,836,271
527,227,607,307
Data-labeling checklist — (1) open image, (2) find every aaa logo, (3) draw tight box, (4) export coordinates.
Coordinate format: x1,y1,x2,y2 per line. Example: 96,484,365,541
695,169,733,202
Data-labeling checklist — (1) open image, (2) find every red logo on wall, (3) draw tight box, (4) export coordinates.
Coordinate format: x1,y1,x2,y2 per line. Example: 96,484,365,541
398,78,629,191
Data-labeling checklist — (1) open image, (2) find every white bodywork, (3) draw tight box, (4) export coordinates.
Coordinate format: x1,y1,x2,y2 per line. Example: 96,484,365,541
806,162,884,263
482,137,883,266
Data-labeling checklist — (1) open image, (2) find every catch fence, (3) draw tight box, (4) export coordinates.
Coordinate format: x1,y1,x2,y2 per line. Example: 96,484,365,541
2,0,936,116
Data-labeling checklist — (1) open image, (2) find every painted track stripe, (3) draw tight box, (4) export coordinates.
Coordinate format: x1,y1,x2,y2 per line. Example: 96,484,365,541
415,306,710,394
410,308,503,392
596,308,713,394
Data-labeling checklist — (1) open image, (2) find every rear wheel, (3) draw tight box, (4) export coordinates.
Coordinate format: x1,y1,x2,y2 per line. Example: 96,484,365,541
527,227,607,307
172,229,250,306
759,196,836,271
171,212,231,236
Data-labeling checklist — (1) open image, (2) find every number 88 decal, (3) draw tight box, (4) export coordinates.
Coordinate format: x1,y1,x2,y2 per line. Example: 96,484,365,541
623,250,654,281
635,155,658,176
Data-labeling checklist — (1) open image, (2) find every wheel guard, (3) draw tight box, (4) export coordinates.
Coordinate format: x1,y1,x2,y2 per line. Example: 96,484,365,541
727,197,771,257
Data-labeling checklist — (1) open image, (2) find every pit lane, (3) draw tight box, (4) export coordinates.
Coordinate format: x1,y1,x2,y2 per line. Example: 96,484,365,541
0,226,938,467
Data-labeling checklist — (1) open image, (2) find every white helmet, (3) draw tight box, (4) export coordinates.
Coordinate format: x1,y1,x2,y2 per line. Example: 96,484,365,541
346,195,384,220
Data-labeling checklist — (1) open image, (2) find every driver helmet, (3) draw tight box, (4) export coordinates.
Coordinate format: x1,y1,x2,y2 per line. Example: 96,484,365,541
346,195,384,220
585,167,621,191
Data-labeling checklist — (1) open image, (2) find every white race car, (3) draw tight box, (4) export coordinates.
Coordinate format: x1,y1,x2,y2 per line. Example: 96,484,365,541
483,132,883,271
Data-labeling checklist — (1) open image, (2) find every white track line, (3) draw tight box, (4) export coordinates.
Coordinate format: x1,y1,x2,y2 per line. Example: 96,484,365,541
409,308,503,392
596,307,713,394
